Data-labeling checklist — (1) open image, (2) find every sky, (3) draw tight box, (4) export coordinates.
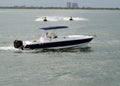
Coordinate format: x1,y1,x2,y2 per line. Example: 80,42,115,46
0,0,120,8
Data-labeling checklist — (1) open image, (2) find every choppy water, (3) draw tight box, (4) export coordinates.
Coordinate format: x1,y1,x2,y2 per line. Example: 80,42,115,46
0,9,120,86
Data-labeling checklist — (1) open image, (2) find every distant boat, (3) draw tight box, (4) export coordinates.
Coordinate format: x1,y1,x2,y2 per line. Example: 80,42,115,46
13,26,94,50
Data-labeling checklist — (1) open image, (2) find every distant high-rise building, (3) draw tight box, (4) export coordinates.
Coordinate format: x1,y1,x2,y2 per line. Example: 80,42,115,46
67,2,72,8
67,2,79,8
72,3,78,8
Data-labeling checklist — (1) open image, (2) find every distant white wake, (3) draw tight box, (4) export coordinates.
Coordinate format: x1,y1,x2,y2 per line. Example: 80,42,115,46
0,46,17,51
35,16,88,22
0,45,43,53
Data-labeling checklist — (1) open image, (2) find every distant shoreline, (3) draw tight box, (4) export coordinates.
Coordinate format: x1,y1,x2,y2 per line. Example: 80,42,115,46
0,6,120,10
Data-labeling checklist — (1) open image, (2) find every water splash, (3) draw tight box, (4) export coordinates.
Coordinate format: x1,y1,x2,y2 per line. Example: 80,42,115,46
35,16,88,22
0,45,91,53
0,45,42,53
0,46,17,51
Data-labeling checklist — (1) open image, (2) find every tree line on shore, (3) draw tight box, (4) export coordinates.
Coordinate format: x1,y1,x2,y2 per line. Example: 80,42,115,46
0,6,120,10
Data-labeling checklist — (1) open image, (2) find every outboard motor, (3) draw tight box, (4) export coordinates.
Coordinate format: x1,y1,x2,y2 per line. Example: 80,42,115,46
14,40,23,50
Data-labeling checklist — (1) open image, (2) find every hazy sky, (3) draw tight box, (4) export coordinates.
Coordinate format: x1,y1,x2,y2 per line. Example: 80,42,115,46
0,0,120,8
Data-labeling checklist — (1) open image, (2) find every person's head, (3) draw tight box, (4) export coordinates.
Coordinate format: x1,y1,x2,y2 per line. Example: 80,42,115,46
46,32,48,35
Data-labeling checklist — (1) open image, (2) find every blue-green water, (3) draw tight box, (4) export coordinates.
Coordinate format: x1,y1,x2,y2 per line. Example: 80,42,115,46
0,9,120,86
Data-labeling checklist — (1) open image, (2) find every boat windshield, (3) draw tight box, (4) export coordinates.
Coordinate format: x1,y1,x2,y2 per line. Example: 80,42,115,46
40,32,58,42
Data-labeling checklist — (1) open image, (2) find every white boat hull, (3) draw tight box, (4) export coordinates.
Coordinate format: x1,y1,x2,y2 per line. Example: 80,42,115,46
45,42,90,49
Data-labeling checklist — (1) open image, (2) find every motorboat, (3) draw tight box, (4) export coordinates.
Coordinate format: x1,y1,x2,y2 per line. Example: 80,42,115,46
14,26,94,50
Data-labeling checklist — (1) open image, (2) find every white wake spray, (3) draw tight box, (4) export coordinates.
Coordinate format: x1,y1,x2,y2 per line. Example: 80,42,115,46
35,16,88,22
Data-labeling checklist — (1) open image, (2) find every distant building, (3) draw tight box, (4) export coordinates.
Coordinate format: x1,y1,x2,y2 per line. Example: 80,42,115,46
72,3,78,8
67,2,79,8
67,2,72,8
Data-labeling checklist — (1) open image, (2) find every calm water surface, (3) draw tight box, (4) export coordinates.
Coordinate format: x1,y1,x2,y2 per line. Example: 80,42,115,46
0,9,120,86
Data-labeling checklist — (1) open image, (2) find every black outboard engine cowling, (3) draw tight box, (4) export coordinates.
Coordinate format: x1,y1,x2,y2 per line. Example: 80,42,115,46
14,40,23,49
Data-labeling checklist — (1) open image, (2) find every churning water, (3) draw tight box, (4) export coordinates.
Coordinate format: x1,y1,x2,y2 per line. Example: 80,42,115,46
0,9,120,86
